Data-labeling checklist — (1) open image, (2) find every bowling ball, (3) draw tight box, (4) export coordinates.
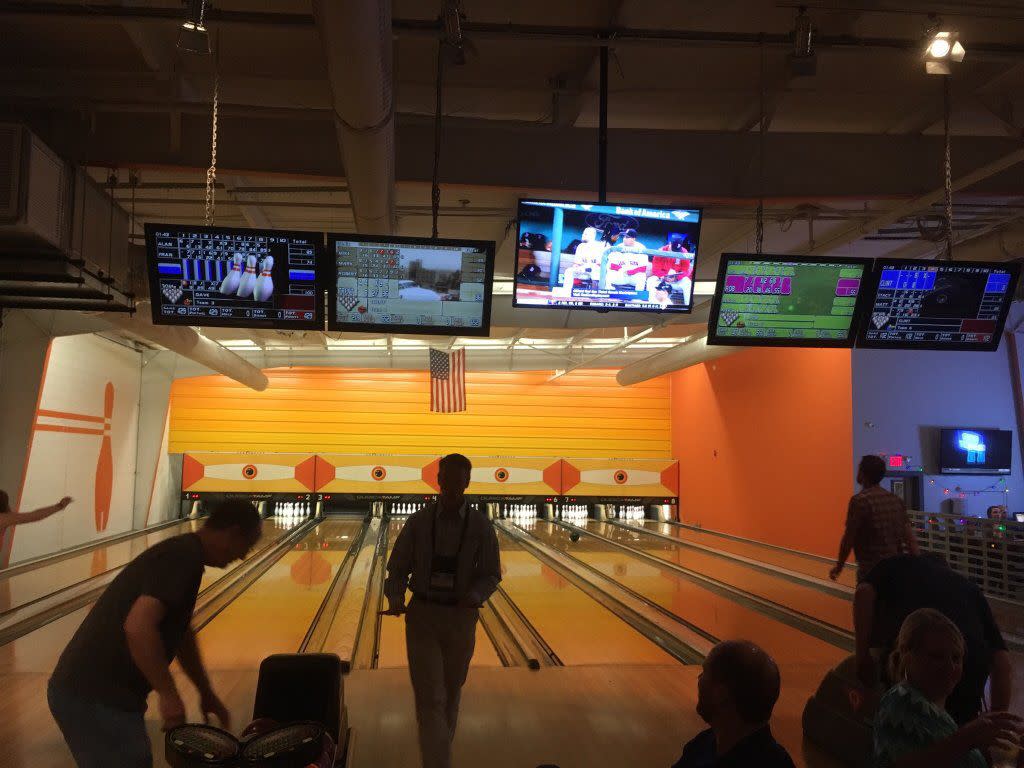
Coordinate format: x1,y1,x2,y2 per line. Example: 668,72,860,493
569,532,580,543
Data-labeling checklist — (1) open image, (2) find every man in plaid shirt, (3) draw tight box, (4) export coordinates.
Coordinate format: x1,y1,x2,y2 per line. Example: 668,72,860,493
830,455,919,583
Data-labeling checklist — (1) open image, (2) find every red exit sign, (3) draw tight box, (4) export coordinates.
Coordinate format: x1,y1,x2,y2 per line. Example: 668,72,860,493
888,455,904,469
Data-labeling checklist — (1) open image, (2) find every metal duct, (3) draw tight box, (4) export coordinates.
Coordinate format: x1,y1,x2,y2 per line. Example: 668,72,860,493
312,0,395,234
102,303,269,391
616,334,743,386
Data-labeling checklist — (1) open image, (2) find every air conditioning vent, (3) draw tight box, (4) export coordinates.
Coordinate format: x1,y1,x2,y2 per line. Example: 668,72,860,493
0,123,71,251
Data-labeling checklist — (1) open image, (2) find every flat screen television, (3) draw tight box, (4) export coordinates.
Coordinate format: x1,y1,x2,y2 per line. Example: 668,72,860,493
707,253,873,347
146,224,323,329
326,233,494,336
939,428,1012,475
513,199,702,314
857,260,1020,351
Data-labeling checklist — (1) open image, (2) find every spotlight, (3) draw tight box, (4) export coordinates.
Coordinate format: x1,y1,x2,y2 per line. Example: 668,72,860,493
787,6,817,77
177,0,211,55
923,21,965,75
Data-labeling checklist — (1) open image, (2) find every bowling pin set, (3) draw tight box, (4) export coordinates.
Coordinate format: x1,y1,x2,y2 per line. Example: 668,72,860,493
277,502,312,519
391,502,427,515
609,504,647,520
219,252,275,302
558,504,589,521
499,504,536,520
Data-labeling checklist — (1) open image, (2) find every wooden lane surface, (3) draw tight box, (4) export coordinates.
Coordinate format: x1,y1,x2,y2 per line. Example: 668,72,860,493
0,519,200,614
643,521,858,589
520,521,847,667
0,519,301,766
592,522,853,631
376,520,501,668
496,532,679,666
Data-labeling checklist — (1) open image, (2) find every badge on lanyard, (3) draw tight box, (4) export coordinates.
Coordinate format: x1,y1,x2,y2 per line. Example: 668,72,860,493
428,505,470,596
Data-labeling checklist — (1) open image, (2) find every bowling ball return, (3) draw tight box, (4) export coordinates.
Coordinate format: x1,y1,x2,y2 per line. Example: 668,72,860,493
166,653,349,768
802,654,878,768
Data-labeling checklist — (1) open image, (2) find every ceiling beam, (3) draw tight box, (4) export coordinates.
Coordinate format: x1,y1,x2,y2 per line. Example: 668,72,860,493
549,321,669,381
220,174,272,229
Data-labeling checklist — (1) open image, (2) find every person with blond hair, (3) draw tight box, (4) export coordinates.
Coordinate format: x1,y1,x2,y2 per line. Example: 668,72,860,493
874,608,1022,768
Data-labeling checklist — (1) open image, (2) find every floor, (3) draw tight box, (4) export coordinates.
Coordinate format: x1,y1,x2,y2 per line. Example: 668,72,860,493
0,514,1018,768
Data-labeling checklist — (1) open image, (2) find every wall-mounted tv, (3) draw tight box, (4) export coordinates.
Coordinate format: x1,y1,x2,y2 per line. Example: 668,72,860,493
513,199,702,314
146,224,323,329
939,428,1012,475
326,233,494,336
707,253,873,347
858,260,1020,351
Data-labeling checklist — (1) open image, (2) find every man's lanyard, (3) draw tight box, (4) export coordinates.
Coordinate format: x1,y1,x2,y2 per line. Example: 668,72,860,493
429,501,471,562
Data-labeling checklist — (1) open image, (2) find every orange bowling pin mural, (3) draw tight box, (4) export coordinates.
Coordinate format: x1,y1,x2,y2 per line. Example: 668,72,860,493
94,383,114,532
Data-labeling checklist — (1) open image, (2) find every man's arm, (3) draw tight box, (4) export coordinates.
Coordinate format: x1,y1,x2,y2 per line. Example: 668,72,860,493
853,584,877,686
465,522,502,608
831,498,859,580
903,519,920,556
124,596,184,729
177,629,231,728
0,496,72,530
382,519,415,613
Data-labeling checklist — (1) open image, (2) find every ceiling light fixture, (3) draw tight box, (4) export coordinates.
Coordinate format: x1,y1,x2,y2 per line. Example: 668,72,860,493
178,0,211,55
787,6,817,78
923,18,965,76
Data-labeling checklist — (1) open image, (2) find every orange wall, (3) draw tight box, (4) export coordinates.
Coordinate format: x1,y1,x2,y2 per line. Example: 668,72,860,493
170,367,671,459
670,348,853,558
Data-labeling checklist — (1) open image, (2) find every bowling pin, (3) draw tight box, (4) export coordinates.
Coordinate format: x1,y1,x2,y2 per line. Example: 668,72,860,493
254,255,274,302
94,382,114,532
220,254,243,295
236,254,258,298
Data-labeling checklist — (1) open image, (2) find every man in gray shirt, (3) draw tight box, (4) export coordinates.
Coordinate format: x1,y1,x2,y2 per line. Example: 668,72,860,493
382,454,501,768
49,500,262,767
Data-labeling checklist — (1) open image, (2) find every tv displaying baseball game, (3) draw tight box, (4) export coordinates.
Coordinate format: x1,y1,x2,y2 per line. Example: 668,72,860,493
707,253,873,347
513,199,702,314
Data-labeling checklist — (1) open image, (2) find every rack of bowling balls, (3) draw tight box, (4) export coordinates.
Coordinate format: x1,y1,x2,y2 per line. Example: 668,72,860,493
166,719,334,768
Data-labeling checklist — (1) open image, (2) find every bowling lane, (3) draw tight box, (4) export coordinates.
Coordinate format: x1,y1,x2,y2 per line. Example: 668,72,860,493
376,519,502,668
495,531,678,666
520,521,846,667
0,517,298,677
588,522,852,631
0,519,201,614
639,521,857,589
195,519,365,670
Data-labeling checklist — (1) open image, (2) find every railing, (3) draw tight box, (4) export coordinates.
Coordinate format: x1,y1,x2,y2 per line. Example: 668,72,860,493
908,511,1024,602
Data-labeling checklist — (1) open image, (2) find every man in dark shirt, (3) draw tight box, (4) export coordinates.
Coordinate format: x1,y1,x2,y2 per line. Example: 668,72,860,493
853,553,1012,725
48,499,262,767
671,640,795,768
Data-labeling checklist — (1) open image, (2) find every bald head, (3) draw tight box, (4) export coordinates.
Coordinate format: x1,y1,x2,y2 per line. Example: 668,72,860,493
698,640,781,725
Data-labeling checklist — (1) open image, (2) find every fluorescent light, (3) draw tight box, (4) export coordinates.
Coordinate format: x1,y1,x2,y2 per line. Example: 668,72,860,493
694,281,717,296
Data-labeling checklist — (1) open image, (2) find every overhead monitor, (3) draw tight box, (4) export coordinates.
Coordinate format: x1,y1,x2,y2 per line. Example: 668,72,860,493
939,428,1012,475
707,253,873,347
146,224,323,329
326,234,494,336
513,199,702,314
857,260,1020,351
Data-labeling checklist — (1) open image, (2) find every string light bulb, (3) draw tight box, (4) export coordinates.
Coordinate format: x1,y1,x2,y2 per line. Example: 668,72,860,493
922,19,965,75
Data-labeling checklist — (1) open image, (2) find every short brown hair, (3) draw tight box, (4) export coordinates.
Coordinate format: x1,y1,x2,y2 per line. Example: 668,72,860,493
706,640,781,724
439,453,472,475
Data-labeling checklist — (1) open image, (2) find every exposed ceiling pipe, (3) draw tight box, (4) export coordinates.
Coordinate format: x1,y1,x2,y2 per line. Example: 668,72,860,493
312,0,396,234
100,303,269,391
803,147,1024,255
616,334,743,386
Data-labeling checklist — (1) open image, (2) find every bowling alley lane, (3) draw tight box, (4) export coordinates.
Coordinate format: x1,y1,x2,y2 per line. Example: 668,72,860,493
0,519,201,614
586,521,853,631
194,519,365,670
638,520,858,589
375,520,502,668
519,521,847,667
495,531,678,666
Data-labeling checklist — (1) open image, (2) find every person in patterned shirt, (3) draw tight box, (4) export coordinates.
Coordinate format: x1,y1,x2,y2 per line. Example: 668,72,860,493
831,455,919,583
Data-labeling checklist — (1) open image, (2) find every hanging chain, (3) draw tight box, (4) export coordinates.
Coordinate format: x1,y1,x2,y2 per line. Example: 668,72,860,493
431,41,446,239
942,76,953,260
204,69,219,226
754,38,767,255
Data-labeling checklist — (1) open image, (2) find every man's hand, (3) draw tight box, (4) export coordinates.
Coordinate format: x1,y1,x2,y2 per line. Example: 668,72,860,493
958,712,1023,751
56,496,73,510
458,593,482,610
158,688,186,731
200,688,231,730
829,564,843,581
379,604,406,616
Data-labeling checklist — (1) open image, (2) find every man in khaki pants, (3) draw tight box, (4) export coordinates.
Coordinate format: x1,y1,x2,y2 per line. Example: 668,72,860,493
382,454,501,768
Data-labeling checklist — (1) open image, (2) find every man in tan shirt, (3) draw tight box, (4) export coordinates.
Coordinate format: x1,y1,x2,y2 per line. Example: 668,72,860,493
382,454,501,768
831,454,919,583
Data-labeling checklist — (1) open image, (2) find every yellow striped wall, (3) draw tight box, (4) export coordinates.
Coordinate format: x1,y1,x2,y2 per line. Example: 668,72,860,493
169,368,671,459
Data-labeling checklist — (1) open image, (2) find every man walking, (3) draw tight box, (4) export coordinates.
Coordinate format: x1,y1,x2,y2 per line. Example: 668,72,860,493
831,455,918,582
49,499,263,767
382,454,501,768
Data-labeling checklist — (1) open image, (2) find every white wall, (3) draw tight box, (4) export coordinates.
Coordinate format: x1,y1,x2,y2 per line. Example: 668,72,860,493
10,334,143,563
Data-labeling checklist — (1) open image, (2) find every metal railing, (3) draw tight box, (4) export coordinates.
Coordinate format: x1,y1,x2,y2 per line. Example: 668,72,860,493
908,511,1024,602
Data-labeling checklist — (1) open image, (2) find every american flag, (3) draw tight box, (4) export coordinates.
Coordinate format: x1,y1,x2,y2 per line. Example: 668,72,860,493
429,347,466,413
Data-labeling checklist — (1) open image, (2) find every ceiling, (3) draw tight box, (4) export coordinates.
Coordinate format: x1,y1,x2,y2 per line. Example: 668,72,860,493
3,0,1024,371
